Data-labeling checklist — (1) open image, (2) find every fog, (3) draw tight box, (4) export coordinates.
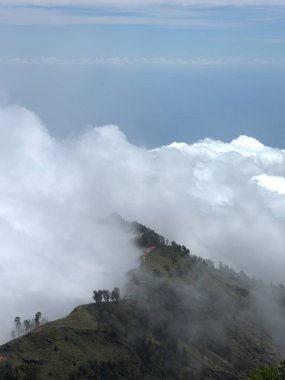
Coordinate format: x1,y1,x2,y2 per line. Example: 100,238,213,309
0,103,285,342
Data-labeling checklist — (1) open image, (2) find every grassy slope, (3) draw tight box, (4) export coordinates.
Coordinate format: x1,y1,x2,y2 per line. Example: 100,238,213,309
0,303,139,380
140,248,280,372
0,240,283,379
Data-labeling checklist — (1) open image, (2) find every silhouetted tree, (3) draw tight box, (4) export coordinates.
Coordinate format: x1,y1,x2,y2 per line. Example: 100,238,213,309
14,316,22,337
24,319,31,333
93,290,103,303
93,291,98,303
94,288,120,303
11,313,44,339
181,245,190,256
111,287,120,303
102,290,110,303
34,312,41,327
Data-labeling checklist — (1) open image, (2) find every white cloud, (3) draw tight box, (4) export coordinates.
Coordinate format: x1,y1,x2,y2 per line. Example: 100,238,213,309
1,0,285,6
253,174,285,195
0,56,284,67
1,104,285,342
0,6,238,27
0,105,141,342
0,1,284,26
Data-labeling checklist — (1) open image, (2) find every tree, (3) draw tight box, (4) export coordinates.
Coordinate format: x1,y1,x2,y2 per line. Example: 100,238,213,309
14,317,22,337
93,290,103,303
111,287,120,303
102,290,110,303
24,319,31,333
181,245,190,256
93,290,98,303
34,312,41,327
94,287,120,303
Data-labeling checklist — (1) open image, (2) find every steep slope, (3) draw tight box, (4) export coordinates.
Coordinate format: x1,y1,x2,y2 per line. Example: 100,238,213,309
0,222,284,380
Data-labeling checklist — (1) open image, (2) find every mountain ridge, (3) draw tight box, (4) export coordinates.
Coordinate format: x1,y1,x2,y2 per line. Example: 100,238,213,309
0,220,284,380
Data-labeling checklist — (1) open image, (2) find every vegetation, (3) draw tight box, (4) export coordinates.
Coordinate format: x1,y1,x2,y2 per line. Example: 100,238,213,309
11,312,45,339
248,361,285,380
131,221,166,248
93,288,120,304
0,220,284,379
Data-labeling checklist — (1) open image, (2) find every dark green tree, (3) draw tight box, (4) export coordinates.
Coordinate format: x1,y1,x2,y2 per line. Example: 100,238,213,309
24,319,31,333
34,312,41,327
93,290,99,303
102,290,110,303
14,316,22,337
93,290,103,303
111,287,120,303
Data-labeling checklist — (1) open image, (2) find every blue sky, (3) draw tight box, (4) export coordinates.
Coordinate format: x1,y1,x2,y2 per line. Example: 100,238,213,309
0,1,285,147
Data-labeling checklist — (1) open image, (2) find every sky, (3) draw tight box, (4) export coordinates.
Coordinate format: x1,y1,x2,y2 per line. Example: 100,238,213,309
0,0,284,147
0,1,285,342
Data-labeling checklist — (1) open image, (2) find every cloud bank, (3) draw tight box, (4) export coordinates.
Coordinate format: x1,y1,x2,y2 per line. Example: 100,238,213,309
0,104,285,342
1,0,285,7
0,57,284,67
1,1,284,26
0,105,141,343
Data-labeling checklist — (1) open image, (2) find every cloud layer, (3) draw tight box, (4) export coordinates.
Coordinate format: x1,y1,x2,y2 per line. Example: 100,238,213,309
0,105,141,342
1,1,284,26
1,0,285,6
0,104,285,342
0,57,284,67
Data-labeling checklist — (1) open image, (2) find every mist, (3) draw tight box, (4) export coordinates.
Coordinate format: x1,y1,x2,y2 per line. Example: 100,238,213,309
0,105,141,342
0,103,285,342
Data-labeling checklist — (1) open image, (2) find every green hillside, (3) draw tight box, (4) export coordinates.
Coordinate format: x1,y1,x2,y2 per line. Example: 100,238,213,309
0,221,284,380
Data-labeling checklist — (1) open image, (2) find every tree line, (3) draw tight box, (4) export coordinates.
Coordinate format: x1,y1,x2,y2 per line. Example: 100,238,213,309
10,286,121,340
11,312,45,339
93,287,120,304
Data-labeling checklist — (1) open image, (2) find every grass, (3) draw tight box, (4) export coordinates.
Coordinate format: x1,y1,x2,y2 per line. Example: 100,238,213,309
0,243,282,379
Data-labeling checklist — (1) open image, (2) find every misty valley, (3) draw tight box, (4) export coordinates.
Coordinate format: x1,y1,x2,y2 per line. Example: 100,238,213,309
0,219,284,380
